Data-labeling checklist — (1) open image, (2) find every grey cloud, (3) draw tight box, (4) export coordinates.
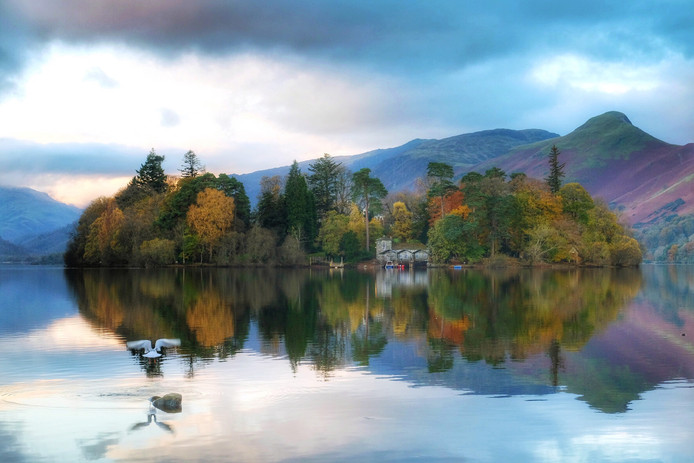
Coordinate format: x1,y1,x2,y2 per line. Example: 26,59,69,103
6,0,692,75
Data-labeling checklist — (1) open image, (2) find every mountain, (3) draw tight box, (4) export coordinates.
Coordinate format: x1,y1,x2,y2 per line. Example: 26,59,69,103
477,112,694,225
234,110,692,261
0,186,82,260
0,236,27,261
235,128,559,204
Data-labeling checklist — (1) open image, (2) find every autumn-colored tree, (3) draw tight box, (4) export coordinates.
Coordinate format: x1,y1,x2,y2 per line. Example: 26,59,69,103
348,203,366,250
391,201,413,242
186,188,235,261
186,288,235,347
428,190,466,225
317,210,350,257
427,161,457,219
84,198,126,265
65,197,109,266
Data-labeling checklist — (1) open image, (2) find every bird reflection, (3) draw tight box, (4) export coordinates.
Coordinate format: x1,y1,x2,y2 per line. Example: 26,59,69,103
126,338,181,358
130,408,174,434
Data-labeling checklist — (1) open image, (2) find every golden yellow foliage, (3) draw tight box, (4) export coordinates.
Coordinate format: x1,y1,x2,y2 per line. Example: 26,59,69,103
186,188,235,259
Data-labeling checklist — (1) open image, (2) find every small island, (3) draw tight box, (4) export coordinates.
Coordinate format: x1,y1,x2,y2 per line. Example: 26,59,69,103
65,147,641,268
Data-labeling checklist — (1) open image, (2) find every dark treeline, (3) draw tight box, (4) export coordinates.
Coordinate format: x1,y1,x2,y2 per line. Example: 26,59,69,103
65,145,641,267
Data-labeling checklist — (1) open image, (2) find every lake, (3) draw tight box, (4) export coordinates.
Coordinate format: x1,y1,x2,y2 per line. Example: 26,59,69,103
0,264,693,462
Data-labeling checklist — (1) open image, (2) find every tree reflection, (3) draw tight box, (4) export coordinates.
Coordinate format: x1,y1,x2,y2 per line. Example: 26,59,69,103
64,265,677,412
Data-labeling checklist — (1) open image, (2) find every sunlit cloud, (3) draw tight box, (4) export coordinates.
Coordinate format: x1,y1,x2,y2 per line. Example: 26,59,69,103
0,42,413,171
530,54,662,94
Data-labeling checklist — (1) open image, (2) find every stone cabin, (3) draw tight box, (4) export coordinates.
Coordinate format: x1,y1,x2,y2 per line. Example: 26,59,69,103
376,237,429,266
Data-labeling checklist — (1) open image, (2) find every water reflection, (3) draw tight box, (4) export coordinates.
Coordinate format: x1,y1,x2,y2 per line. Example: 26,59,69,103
2,265,694,461
58,266,684,412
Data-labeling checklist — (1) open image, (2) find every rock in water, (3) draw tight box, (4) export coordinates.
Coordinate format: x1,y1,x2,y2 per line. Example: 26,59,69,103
151,393,182,413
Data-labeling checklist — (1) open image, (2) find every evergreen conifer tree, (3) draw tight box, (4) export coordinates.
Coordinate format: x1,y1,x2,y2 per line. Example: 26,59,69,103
545,145,565,194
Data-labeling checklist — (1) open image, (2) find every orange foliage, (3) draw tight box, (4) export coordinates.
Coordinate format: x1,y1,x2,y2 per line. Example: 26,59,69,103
428,311,471,345
428,190,465,225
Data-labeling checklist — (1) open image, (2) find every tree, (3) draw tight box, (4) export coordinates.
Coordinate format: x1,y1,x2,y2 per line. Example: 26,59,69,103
285,161,317,249
139,238,176,267
308,153,342,219
180,150,204,178
186,188,235,261
84,198,126,265
351,168,388,251
427,162,457,220
65,197,110,266
559,183,594,225
317,210,350,257
255,175,288,239
135,149,167,194
545,145,566,194
218,174,251,230
391,201,413,242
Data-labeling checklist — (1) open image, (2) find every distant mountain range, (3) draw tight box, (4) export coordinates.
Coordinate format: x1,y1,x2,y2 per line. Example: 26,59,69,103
3,110,692,262
0,186,81,262
236,112,692,227
234,128,560,206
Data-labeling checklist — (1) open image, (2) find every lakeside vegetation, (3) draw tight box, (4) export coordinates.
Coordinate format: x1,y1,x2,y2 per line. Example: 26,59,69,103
64,146,641,267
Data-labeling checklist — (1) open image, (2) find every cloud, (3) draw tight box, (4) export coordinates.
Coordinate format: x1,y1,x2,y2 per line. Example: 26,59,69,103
6,1,692,72
160,108,180,127
1,0,693,206
83,67,118,88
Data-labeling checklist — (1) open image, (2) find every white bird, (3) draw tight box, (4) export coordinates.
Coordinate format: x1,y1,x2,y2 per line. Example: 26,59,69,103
126,338,181,358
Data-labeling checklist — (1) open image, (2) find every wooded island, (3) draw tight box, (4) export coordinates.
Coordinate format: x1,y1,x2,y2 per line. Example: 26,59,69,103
65,147,641,267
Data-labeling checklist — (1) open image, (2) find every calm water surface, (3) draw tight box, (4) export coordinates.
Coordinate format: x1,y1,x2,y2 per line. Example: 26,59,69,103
0,265,693,462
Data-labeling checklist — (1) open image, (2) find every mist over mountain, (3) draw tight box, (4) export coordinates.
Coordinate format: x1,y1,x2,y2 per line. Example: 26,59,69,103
0,186,81,261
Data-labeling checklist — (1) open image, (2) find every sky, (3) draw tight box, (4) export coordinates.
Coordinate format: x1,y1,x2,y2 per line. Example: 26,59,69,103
0,0,692,207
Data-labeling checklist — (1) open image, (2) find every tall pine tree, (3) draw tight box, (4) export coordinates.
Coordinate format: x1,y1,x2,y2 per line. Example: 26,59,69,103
135,149,167,193
285,161,317,249
308,153,341,219
351,168,388,252
545,145,565,194
179,150,204,178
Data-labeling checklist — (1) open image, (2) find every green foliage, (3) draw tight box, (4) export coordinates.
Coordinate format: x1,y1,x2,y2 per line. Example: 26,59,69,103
139,238,176,267
427,167,640,266
66,152,257,267
245,225,277,264
559,183,594,225
285,161,318,250
277,235,307,266
157,173,219,232
351,168,388,251
308,153,342,219
255,188,288,238
179,150,204,178
317,211,350,258
218,174,251,230
428,215,484,263
545,145,565,194
135,149,168,194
